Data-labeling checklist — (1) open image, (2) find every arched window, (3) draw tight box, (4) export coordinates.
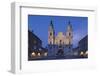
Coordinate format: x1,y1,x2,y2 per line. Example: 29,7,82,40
69,32,71,36
50,32,52,36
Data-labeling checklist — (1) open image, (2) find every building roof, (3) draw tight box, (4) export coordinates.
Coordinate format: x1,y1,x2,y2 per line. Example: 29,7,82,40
28,30,42,43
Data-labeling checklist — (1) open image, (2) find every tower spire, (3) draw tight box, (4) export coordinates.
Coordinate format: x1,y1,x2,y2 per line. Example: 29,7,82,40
68,20,72,30
48,20,55,44
66,21,73,45
50,20,54,29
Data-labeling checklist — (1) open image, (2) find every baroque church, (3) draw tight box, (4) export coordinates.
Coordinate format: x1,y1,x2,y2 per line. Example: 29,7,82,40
47,20,73,56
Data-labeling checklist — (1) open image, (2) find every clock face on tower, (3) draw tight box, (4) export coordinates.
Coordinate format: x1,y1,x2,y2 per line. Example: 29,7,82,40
28,15,88,61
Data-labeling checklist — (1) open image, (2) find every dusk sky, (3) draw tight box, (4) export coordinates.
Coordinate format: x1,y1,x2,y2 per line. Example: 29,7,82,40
28,15,88,48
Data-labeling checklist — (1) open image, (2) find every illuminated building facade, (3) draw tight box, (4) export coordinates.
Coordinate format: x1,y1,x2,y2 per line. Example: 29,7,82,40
48,21,73,56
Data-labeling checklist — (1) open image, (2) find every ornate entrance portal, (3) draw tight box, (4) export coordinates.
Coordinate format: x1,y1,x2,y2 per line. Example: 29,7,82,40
56,45,64,56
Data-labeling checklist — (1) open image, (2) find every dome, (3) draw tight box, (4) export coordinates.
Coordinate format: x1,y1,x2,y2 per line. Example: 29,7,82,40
58,32,64,37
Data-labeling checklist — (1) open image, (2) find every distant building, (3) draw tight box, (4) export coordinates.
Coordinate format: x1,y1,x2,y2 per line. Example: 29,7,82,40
78,35,88,57
72,35,88,58
28,30,47,60
28,30,42,51
48,21,73,56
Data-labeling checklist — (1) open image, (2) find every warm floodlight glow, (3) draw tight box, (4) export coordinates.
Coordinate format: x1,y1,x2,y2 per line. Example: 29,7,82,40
80,51,84,56
32,52,36,56
38,53,41,56
44,52,48,56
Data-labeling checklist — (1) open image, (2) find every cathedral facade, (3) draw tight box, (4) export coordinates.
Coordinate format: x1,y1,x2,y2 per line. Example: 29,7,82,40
48,21,73,56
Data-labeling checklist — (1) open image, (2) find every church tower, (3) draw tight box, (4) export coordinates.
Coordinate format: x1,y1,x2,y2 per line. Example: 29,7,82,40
48,20,55,45
66,21,73,45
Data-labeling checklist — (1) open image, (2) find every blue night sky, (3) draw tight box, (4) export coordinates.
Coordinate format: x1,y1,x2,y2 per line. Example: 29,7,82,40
28,15,88,48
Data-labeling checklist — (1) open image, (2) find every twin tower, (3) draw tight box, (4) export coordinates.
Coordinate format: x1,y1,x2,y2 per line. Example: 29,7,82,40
48,20,73,46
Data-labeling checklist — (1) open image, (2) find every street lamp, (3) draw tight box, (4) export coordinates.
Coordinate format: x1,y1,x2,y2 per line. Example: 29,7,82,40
38,52,41,56
44,52,48,56
80,51,84,56
31,52,36,57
